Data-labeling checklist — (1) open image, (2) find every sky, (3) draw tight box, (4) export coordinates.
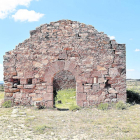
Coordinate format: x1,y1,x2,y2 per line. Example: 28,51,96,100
0,0,140,81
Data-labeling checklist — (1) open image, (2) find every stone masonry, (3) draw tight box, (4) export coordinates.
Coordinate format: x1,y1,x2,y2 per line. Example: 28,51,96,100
3,20,126,108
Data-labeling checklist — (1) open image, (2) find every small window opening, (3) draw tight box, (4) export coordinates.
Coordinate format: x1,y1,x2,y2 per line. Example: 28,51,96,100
58,58,65,60
91,84,93,89
94,77,98,84
27,78,32,85
105,80,111,89
13,79,20,88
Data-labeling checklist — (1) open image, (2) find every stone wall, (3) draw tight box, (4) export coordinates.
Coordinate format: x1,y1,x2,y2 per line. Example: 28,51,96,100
3,20,126,107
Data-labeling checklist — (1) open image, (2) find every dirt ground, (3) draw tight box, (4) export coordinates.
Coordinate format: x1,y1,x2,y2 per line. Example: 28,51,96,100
0,104,140,140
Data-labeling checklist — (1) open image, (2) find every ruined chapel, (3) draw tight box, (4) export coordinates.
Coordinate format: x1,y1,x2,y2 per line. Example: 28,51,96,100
3,20,126,108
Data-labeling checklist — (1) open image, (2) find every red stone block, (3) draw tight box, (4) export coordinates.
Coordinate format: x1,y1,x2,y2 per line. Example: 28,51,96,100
29,93,36,97
32,98,43,101
76,84,84,93
4,82,13,87
35,90,46,94
5,88,20,93
67,61,76,72
64,60,70,71
24,84,35,89
77,100,83,107
117,94,126,102
17,85,24,88
46,77,53,85
10,71,17,76
91,71,102,77
71,66,81,78
20,89,34,93
101,70,108,75
108,79,118,84
84,84,92,93
47,86,53,93
92,84,100,92
109,68,119,77
20,78,27,84
97,65,107,71
49,63,59,74
24,71,33,78
14,92,21,98
86,78,93,84
32,78,38,84
57,61,65,71
87,95,98,101
64,47,72,51
100,83,105,89
5,93,13,97
77,93,87,101
96,90,102,96
43,93,53,100
21,93,26,98
83,101,89,107
98,94,106,102
46,101,53,108
58,51,67,60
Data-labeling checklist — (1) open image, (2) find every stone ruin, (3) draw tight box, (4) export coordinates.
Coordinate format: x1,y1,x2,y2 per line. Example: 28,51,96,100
3,20,126,108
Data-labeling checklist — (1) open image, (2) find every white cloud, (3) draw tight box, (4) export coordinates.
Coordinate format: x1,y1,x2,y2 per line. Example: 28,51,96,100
135,49,140,52
129,38,133,41
0,0,33,19
127,69,135,72
108,35,115,40
0,64,3,81
12,9,44,22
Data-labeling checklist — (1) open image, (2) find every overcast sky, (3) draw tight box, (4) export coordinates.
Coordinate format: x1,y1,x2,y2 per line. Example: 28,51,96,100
0,0,140,81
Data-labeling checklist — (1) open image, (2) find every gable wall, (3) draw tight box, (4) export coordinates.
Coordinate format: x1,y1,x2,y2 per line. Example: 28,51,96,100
3,20,126,107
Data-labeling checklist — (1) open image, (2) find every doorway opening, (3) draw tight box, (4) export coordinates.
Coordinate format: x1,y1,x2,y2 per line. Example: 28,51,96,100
53,70,76,109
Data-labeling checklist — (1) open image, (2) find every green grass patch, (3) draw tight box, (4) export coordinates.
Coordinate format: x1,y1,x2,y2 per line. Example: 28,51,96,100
0,92,4,100
116,101,127,110
2,100,12,108
69,104,81,111
97,103,109,110
33,125,47,134
55,88,77,109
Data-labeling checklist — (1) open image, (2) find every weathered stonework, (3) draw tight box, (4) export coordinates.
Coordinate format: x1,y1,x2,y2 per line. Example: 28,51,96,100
3,20,126,107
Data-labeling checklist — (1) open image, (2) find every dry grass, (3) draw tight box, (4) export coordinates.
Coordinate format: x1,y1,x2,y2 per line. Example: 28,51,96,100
0,81,139,139
23,104,140,139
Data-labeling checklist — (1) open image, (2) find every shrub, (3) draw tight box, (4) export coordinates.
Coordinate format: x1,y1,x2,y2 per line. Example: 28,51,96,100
127,90,140,104
37,105,45,109
69,104,80,111
2,100,12,108
97,103,108,110
116,101,127,110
